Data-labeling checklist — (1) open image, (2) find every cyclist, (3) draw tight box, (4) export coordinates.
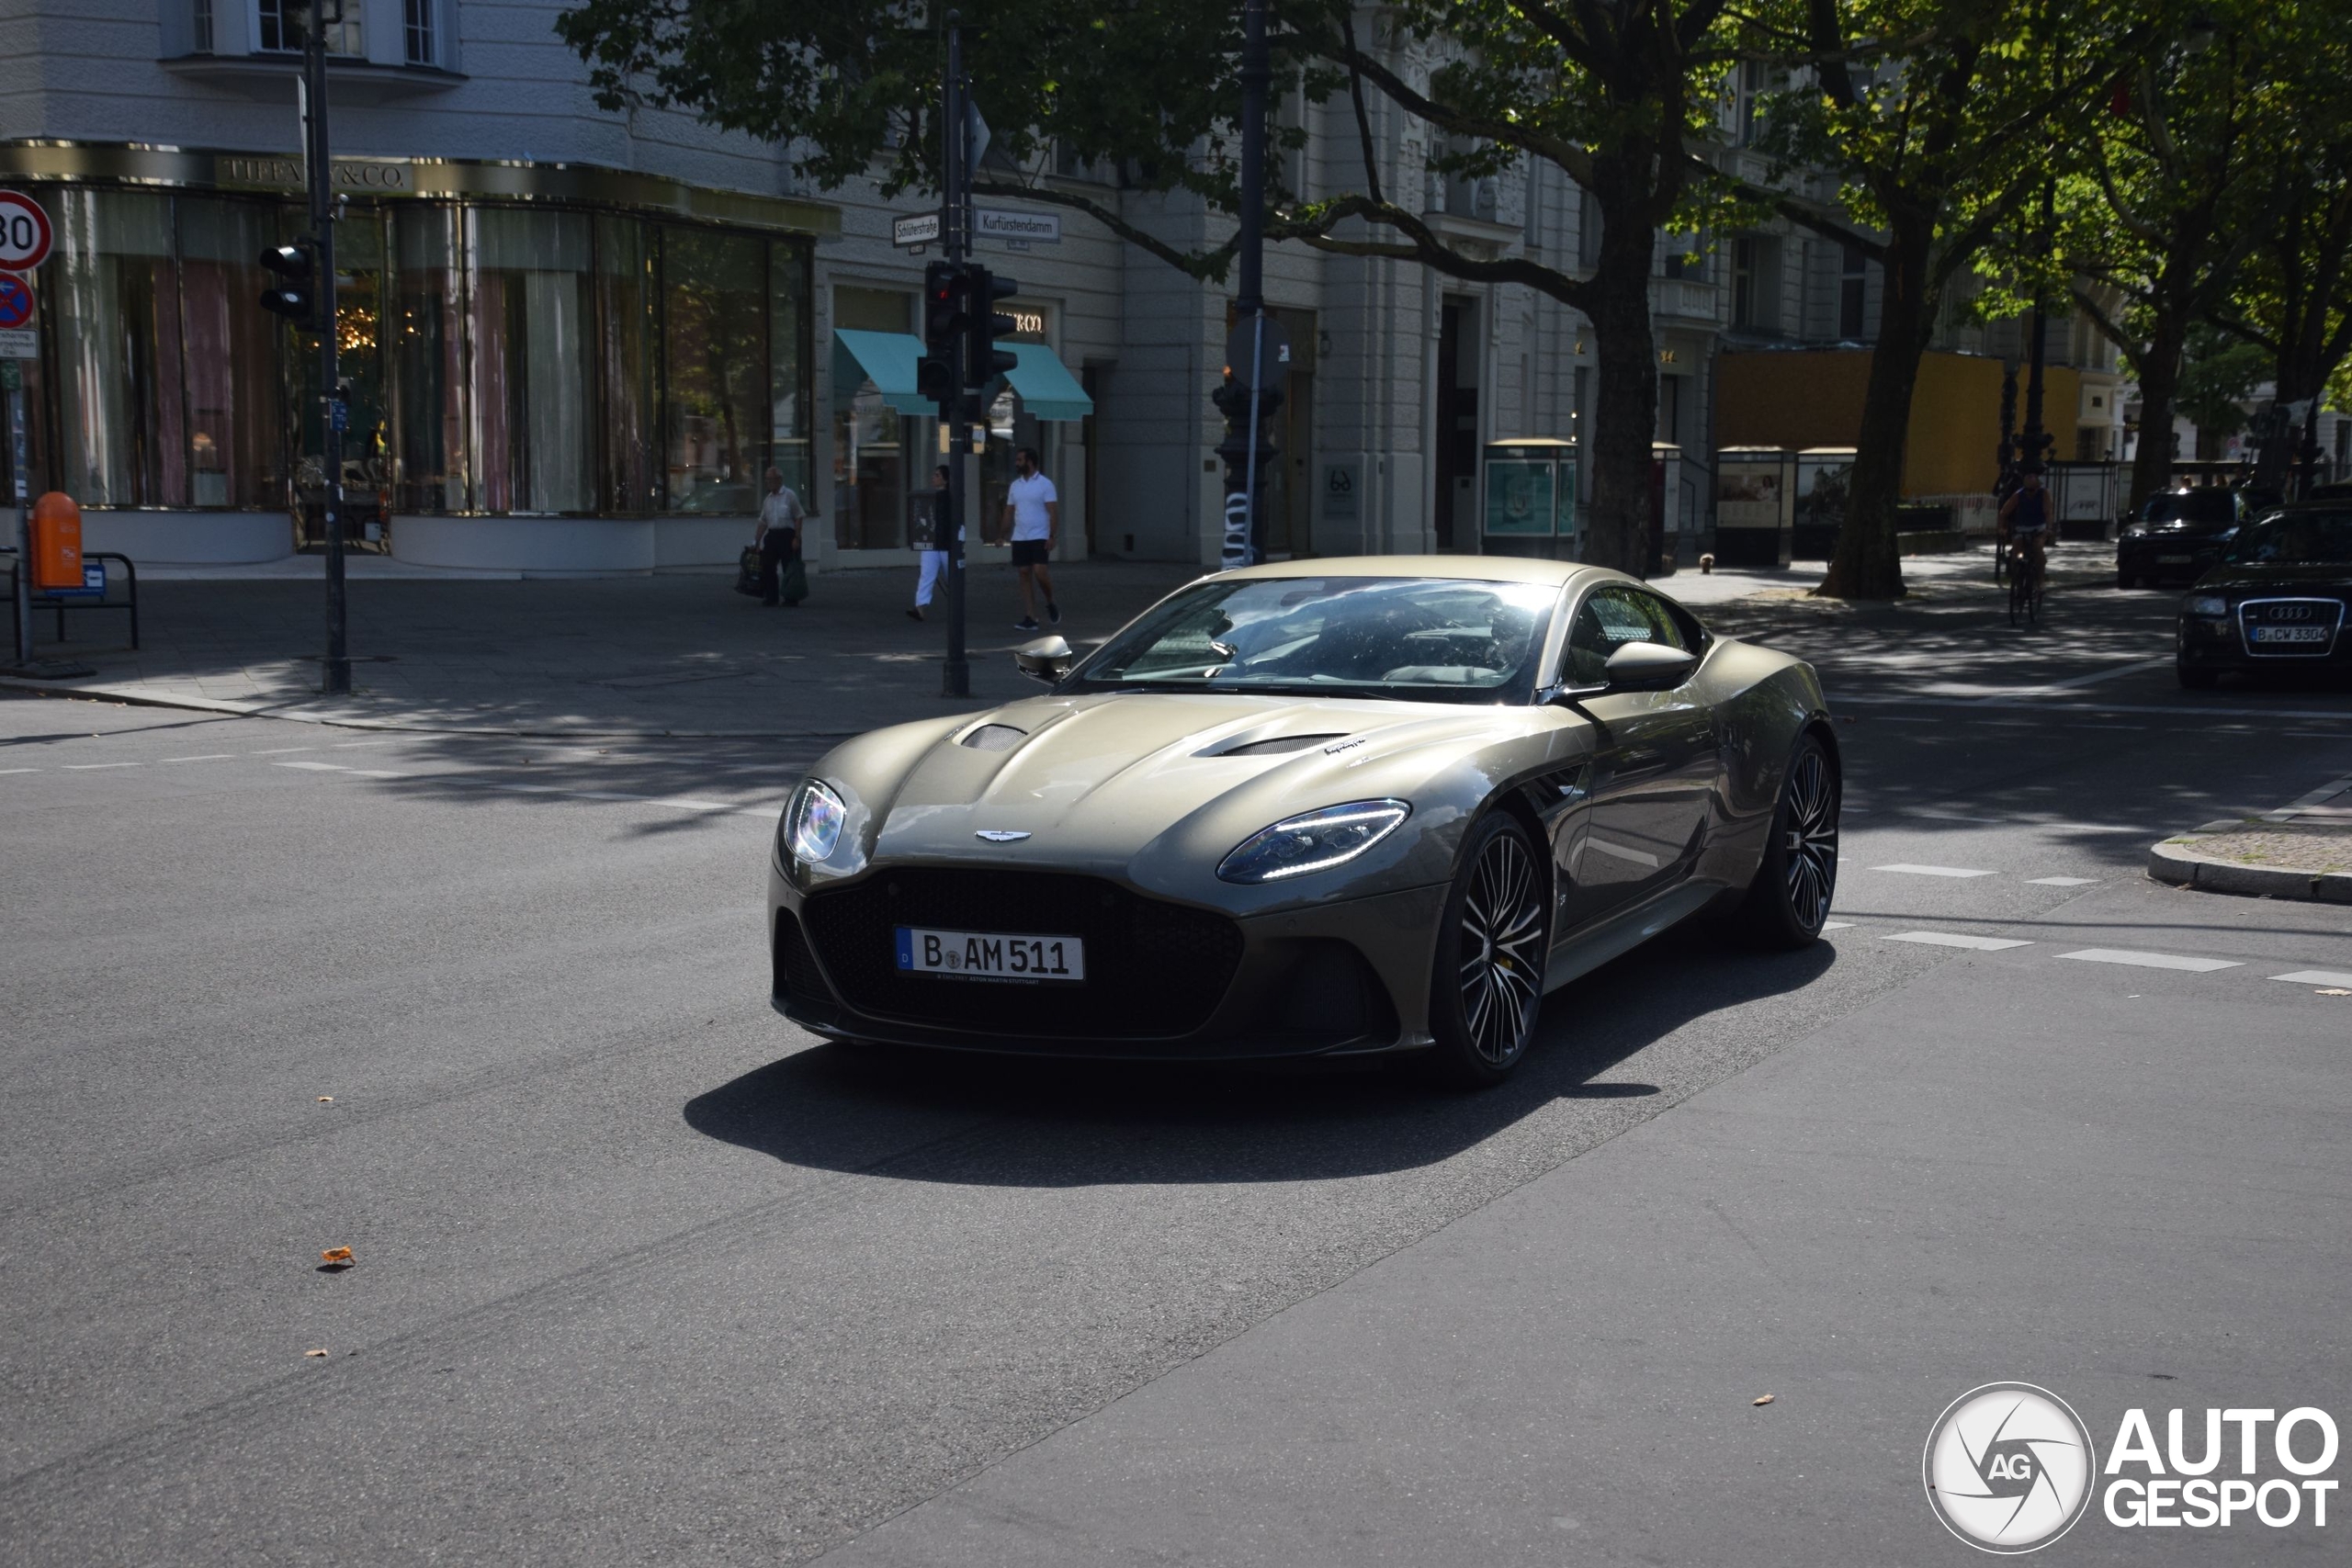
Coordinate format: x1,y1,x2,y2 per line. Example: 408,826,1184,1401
1997,467,2052,614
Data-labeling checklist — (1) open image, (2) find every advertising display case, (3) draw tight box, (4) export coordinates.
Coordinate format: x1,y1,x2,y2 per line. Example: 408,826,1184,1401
1714,446,1794,568
1482,438,1577,558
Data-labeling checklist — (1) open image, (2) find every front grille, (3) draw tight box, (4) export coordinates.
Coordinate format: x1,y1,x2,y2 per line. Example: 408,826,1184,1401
800,869,1245,1039
774,910,830,1008
2236,597,2346,659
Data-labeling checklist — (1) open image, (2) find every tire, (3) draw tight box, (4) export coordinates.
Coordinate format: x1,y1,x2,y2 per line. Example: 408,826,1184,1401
2177,663,2219,690
1425,811,1550,1088
1721,733,1839,950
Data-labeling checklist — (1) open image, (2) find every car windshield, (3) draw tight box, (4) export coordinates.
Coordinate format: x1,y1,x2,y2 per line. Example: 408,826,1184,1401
2222,511,2352,566
2143,491,2235,526
1069,576,1561,704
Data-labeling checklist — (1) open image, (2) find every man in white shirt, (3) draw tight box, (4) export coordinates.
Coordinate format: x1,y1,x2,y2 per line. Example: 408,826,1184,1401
754,467,809,607
1000,446,1059,631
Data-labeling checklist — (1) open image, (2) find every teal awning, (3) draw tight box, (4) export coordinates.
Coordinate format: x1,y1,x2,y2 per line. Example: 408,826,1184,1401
1002,343,1093,421
831,329,934,417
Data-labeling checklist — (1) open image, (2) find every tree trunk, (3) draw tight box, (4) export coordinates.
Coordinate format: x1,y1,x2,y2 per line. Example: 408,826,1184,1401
1582,207,1659,577
1819,220,1932,599
2127,311,2187,515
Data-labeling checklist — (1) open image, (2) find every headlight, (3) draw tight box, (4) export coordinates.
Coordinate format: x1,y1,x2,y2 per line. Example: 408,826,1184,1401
786,780,847,863
1217,799,1411,885
2185,595,2230,617
2124,523,2149,537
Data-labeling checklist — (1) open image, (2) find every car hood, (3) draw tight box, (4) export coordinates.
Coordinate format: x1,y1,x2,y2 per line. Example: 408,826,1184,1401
2192,563,2352,595
869,690,1553,869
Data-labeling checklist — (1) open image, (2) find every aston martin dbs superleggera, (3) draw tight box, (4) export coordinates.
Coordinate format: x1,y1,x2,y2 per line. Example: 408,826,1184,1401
769,557,1838,1085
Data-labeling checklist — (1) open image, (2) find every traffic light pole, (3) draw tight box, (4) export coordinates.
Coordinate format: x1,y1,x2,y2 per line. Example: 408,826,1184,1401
940,14,969,699
1214,0,1277,570
307,0,349,696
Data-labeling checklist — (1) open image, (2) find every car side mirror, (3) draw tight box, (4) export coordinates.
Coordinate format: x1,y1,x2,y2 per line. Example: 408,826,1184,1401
1601,640,1698,692
1013,635,1074,684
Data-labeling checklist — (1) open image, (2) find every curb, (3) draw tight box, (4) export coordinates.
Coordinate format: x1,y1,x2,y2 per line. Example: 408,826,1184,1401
2148,837,2352,905
0,675,875,742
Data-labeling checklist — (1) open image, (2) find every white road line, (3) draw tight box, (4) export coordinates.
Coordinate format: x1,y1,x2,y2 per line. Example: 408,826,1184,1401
250,746,317,755
1867,863,1997,878
329,739,397,749
2028,876,2098,886
2270,970,2352,988
2261,773,2352,822
161,753,234,762
1885,931,2033,952
344,769,407,779
1984,656,2174,701
0,766,37,774
2058,948,2244,973
274,761,349,773
1821,921,1856,931
63,761,141,770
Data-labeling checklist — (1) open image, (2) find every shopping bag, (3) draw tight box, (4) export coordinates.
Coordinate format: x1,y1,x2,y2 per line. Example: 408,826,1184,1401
732,545,761,597
779,556,809,606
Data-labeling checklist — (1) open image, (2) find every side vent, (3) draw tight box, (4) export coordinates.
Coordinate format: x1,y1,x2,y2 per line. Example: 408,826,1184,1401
961,724,1027,752
1212,732,1349,757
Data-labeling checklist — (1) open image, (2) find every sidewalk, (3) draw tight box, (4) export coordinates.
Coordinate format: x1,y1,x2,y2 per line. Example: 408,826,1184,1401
2150,773,2352,903
1,560,1204,737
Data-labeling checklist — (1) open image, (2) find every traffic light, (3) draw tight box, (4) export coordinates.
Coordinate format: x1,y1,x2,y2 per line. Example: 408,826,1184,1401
965,265,1019,388
917,260,965,407
258,241,319,327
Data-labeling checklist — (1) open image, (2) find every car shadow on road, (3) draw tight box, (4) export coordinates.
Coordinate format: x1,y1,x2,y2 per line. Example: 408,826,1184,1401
681,933,1838,1188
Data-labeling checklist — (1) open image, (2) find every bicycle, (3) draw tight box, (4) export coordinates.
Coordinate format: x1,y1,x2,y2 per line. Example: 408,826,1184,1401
2007,536,2045,626
1993,531,2010,586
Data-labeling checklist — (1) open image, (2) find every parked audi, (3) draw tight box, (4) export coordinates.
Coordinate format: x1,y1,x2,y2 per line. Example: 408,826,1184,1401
2176,506,2352,687
2118,488,2245,589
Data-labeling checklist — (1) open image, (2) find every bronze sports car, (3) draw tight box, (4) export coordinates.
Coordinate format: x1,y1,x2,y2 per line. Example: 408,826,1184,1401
769,558,1838,1086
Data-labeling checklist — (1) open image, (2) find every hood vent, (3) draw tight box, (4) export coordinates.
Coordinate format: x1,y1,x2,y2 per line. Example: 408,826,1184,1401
1210,732,1349,758
961,724,1028,752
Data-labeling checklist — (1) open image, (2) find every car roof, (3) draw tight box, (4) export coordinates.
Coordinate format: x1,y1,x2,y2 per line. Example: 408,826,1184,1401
1212,554,1615,590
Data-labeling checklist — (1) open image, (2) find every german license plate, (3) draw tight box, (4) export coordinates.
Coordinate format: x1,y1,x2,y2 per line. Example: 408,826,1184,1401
2157,554,2192,564
896,926,1086,982
2251,625,2327,644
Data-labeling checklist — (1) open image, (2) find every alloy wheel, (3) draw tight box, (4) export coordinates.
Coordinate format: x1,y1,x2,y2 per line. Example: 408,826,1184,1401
1782,747,1838,931
1456,830,1546,1065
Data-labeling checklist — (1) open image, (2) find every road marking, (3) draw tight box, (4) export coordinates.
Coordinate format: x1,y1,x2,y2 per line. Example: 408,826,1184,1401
344,769,407,779
2058,948,2244,973
250,746,317,755
1867,863,1996,878
329,739,396,749
1885,931,2033,951
161,753,234,762
0,766,37,774
2028,876,2098,886
2271,970,2352,988
1987,656,2174,701
63,761,141,770
274,761,350,773
1821,921,1856,931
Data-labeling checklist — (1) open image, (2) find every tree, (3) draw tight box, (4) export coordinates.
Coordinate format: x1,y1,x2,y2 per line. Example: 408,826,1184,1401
2172,321,2267,450
2060,1,2291,513
1739,0,2120,599
554,0,1753,576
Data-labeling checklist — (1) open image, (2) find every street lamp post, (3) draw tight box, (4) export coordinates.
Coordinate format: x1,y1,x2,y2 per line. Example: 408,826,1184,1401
1212,0,1281,570
306,0,349,695
940,15,970,699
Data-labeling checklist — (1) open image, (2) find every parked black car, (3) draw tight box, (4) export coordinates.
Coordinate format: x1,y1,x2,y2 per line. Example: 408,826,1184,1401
2176,506,2352,688
2118,489,2245,588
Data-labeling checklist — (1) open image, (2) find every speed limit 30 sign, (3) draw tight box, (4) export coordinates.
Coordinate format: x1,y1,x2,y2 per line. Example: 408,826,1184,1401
0,191,54,272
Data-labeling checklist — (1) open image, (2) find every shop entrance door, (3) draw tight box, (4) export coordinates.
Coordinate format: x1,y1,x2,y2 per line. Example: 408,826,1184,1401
293,210,390,552
1432,296,1480,549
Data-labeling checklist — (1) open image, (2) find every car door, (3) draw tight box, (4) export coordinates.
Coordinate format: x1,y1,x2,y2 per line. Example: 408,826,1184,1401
1555,584,1719,929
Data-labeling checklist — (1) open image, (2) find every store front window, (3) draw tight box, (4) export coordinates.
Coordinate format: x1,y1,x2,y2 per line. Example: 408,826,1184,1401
26,187,813,526
831,286,912,550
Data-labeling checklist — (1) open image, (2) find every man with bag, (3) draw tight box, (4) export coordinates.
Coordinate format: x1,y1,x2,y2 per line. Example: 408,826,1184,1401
755,468,812,607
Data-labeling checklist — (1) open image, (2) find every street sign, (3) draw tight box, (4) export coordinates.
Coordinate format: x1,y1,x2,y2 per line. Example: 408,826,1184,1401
0,329,36,360
893,212,943,248
0,191,53,271
0,271,29,330
1223,314,1293,394
976,209,1060,244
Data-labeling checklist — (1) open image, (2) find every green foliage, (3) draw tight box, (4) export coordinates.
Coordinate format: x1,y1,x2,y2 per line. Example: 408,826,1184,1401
2175,323,2268,437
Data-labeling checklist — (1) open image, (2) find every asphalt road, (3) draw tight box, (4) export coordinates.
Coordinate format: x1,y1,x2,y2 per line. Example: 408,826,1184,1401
3,565,2347,1565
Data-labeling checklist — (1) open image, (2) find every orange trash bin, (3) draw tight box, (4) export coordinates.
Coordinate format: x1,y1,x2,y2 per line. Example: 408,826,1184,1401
30,491,82,591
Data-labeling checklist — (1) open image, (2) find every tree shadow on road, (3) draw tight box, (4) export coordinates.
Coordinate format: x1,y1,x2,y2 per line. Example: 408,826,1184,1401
681,931,1838,1188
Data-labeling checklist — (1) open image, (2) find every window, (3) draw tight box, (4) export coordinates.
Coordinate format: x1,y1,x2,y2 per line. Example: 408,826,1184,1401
258,0,362,54
1839,243,1868,338
390,206,468,513
467,209,594,513
664,228,771,515
1733,235,1781,333
403,0,435,65
831,286,913,548
176,199,286,507
1661,235,1704,281
1563,587,1689,685
1737,62,1765,147
48,191,182,508
194,0,214,52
